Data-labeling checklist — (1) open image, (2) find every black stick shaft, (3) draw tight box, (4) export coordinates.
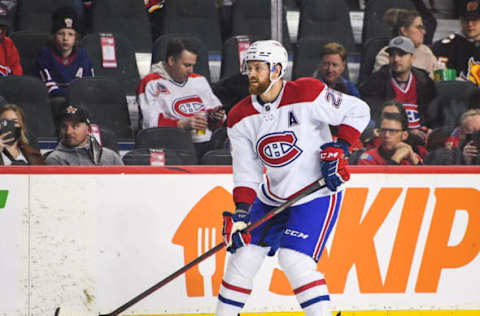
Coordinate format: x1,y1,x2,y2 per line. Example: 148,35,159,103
102,178,325,316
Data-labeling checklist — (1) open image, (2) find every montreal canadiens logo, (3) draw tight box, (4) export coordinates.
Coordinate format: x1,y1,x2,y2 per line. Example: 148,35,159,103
172,96,205,117
256,131,303,167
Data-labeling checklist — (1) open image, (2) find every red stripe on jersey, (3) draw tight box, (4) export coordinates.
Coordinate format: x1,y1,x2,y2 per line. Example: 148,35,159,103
137,73,163,94
227,97,259,128
157,113,178,127
294,279,326,294
233,186,257,205
222,280,252,294
278,78,325,108
337,124,361,146
188,73,203,78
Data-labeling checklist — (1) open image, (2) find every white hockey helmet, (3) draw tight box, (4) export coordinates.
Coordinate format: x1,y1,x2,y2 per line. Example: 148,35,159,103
242,40,288,80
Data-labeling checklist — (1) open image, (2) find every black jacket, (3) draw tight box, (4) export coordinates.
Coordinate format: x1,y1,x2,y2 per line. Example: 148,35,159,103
359,65,437,127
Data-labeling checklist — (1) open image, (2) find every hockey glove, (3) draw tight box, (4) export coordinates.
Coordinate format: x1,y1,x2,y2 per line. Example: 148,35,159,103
320,141,350,192
222,210,251,253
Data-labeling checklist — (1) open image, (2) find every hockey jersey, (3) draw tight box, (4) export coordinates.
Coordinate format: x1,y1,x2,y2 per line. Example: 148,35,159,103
36,45,94,97
0,36,22,76
137,62,223,143
228,78,370,207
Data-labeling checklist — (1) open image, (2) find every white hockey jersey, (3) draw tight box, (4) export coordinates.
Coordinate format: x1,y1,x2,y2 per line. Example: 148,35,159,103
137,62,222,143
227,78,370,207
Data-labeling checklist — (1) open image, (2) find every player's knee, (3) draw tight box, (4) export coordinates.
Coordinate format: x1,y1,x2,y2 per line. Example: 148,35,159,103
225,244,269,281
278,248,317,277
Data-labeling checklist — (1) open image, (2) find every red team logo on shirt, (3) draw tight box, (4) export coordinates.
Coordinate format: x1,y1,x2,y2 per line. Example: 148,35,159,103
256,131,303,167
172,96,205,117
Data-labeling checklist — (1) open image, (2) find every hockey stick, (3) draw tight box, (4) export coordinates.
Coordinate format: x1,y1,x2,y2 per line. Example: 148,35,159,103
56,178,326,316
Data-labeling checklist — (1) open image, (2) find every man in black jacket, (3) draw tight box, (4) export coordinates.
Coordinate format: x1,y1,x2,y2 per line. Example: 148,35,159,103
359,36,437,142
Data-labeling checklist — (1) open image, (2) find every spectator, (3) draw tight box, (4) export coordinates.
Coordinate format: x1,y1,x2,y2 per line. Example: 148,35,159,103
0,104,44,165
137,38,225,160
357,112,422,165
374,8,441,78
0,2,22,76
36,6,94,117
359,36,436,135
45,105,123,166
432,0,480,84
424,109,480,164
313,42,360,97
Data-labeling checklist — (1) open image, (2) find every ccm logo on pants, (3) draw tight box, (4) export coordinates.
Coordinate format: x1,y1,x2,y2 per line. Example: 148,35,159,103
284,229,309,239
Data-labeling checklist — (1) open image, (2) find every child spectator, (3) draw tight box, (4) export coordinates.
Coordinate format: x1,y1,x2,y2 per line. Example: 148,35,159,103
36,6,94,116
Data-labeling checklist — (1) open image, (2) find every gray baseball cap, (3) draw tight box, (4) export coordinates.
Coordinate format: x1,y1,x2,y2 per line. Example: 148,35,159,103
386,36,415,55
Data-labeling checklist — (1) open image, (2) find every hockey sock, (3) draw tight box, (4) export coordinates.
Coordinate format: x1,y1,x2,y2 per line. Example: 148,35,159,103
278,248,332,316
215,245,269,316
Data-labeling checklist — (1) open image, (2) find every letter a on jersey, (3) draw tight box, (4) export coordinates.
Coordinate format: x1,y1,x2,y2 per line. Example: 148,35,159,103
288,111,299,126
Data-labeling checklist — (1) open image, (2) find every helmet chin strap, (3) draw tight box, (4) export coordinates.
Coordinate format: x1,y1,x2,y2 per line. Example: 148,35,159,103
261,64,282,97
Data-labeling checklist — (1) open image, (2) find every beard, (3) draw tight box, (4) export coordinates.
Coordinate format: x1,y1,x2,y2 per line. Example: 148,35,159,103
249,77,271,95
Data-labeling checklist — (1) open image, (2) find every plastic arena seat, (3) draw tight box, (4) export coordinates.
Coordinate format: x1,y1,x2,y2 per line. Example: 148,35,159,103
90,0,152,52
90,124,119,153
153,0,222,52
292,37,350,81
297,0,355,52
361,0,415,44
10,31,50,76
357,36,390,85
16,0,82,33
81,32,140,95
122,147,197,165
220,36,251,80
134,127,198,163
427,81,477,130
230,0,291,51
68,77,133,140
0,75,56,139
152,34,211,82
200,149,232,165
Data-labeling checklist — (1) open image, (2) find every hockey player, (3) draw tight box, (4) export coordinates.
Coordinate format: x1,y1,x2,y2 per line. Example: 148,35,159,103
216,40,370,316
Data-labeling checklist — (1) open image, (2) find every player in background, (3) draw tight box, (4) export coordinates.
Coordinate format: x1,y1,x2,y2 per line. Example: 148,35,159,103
216,40,370,316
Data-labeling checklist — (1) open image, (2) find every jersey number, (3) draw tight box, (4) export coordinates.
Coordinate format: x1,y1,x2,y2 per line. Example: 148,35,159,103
325,87,343,108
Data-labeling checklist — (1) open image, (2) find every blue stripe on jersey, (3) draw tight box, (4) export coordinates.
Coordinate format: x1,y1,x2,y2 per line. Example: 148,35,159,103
218,294,245,308
300,295,330,308
261,184,282,204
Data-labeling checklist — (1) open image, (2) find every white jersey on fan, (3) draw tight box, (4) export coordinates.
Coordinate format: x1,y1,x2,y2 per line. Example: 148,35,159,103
137,62,222,143
228,77,370,207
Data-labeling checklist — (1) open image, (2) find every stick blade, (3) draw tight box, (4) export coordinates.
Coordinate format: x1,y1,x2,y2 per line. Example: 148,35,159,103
55,307,99,316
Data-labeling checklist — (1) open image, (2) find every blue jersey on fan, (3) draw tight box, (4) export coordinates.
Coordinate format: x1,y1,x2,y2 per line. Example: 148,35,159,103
36,45,94,97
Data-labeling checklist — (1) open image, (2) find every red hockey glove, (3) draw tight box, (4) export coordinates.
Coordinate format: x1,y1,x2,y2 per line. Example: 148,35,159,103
222,210,251,253
320,141,350,191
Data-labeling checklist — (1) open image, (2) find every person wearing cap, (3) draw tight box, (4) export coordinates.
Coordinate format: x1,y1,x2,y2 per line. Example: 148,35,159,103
36,6,94,116
432,0,480,83
0,2,22,76
359,36,436,142
45,105,123,166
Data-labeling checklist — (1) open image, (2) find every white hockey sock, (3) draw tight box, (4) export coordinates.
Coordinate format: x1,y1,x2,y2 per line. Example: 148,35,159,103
216,245,269,316
278,248,331,316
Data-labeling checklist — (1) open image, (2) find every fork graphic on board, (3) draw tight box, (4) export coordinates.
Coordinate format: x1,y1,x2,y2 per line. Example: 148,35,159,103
198,227,217,296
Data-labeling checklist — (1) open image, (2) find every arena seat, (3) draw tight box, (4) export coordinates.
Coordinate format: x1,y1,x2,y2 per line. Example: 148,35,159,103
297,0,355,52
16,0,82,33
200,149,232,165
357,36,390,85
151,34,211,82
67,77,133,140
0,75,56,139
90,0,152,53
81,32,140,95
230,0,291,51
153,0,222,53
427,81,476,130
361,0,415,44
10,31,50,76
122,147,197,165
134,127,198,163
